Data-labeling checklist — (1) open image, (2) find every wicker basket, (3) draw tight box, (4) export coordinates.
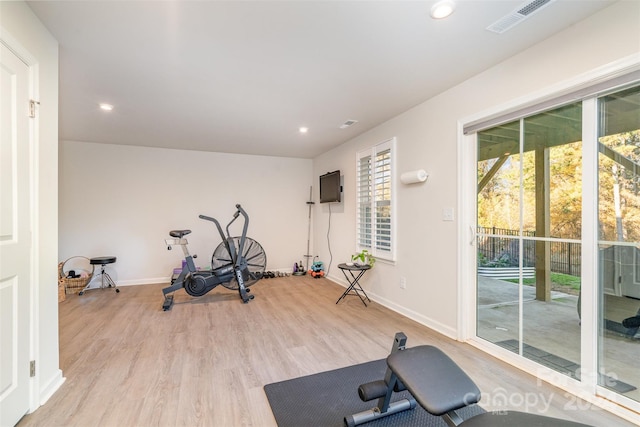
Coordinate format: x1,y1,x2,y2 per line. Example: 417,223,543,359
58,279,66,302
58,257,94,295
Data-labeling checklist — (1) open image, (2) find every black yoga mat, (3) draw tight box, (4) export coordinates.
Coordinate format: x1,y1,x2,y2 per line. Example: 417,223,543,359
264,359,484,427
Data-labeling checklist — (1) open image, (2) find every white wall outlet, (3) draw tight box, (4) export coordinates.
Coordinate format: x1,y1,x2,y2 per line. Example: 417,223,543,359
443,207,455,221
400,276,407,289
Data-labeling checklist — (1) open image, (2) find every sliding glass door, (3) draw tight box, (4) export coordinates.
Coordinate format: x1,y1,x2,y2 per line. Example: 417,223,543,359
597,85,640,401
476,102,583,378
475,82,640,407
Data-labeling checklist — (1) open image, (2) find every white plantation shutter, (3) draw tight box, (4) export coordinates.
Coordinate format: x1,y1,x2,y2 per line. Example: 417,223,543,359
356,154,372,249
356,138,395,261
374,147,391,254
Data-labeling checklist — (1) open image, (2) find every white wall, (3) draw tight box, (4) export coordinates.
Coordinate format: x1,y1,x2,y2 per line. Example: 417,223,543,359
0,0,61,410
59,141,313,284
313,0,640,339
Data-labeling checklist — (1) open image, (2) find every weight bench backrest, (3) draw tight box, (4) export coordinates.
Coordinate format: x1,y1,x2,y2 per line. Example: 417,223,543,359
387,345,481,416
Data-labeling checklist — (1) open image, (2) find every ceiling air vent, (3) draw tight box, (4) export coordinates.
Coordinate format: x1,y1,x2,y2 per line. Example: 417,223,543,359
339,119,358,129
486,0,555,34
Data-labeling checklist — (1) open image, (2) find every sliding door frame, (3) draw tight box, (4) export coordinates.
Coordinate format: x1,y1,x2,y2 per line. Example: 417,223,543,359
581,97,599,399
457,55,640,420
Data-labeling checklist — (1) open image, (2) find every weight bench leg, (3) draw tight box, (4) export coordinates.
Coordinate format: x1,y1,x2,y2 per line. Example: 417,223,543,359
442,410,465,427
345,397,416,427
344,333,417,427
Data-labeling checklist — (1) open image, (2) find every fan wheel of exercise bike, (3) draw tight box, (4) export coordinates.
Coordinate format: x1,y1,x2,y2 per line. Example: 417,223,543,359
211,237,267,290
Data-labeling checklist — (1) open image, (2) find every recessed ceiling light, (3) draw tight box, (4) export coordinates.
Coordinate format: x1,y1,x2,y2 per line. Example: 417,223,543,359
299,127,309,134
99,103,114,111
431,0,455,19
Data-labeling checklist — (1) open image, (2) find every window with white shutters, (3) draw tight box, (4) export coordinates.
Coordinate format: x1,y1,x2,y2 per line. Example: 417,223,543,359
356,138,395,261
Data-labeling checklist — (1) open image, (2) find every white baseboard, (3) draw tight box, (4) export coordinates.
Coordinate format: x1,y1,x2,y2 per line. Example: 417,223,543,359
372,294,458,340
325,275,458,340
114,277,170,287
37,369,65,408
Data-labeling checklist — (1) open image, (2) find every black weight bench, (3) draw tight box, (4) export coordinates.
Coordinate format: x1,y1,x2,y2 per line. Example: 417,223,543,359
345,333,592,427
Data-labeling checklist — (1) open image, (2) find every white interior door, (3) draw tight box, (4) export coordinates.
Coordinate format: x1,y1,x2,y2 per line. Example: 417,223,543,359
0,42,32,427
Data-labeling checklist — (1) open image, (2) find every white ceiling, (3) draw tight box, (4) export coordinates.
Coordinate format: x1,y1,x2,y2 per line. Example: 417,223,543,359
28,0,615,159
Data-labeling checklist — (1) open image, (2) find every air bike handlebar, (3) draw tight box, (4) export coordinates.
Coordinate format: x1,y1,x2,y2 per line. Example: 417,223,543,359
198,213,226,243
234,205,249,257
218,205,249,239
198,204,250,256
233,204,249,233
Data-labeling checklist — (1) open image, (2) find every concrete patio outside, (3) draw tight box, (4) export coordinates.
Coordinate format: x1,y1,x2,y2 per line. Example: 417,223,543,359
477,275,640,403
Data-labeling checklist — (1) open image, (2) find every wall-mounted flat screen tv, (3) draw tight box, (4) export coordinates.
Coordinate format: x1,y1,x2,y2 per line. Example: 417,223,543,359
320,170,341,203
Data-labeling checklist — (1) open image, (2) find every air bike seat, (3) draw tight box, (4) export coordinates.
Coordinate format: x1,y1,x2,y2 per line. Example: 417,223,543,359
345,335,592,427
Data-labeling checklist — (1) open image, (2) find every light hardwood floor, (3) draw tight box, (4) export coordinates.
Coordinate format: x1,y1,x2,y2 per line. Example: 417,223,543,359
19,277,636,426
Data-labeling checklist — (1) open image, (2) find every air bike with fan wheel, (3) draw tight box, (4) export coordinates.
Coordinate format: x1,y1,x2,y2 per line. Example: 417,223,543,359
161,204,267,310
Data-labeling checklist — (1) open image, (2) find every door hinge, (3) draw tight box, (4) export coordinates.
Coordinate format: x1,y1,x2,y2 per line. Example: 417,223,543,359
29,99,40,118
30,360,36,377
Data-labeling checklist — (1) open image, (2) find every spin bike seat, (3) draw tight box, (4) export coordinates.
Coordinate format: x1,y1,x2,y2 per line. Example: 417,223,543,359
169,229,191,238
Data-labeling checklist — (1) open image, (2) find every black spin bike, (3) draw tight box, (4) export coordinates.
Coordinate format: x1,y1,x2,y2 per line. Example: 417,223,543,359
162,204,266,310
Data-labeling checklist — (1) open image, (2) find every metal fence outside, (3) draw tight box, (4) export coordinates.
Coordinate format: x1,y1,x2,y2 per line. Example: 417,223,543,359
477,226,581,277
